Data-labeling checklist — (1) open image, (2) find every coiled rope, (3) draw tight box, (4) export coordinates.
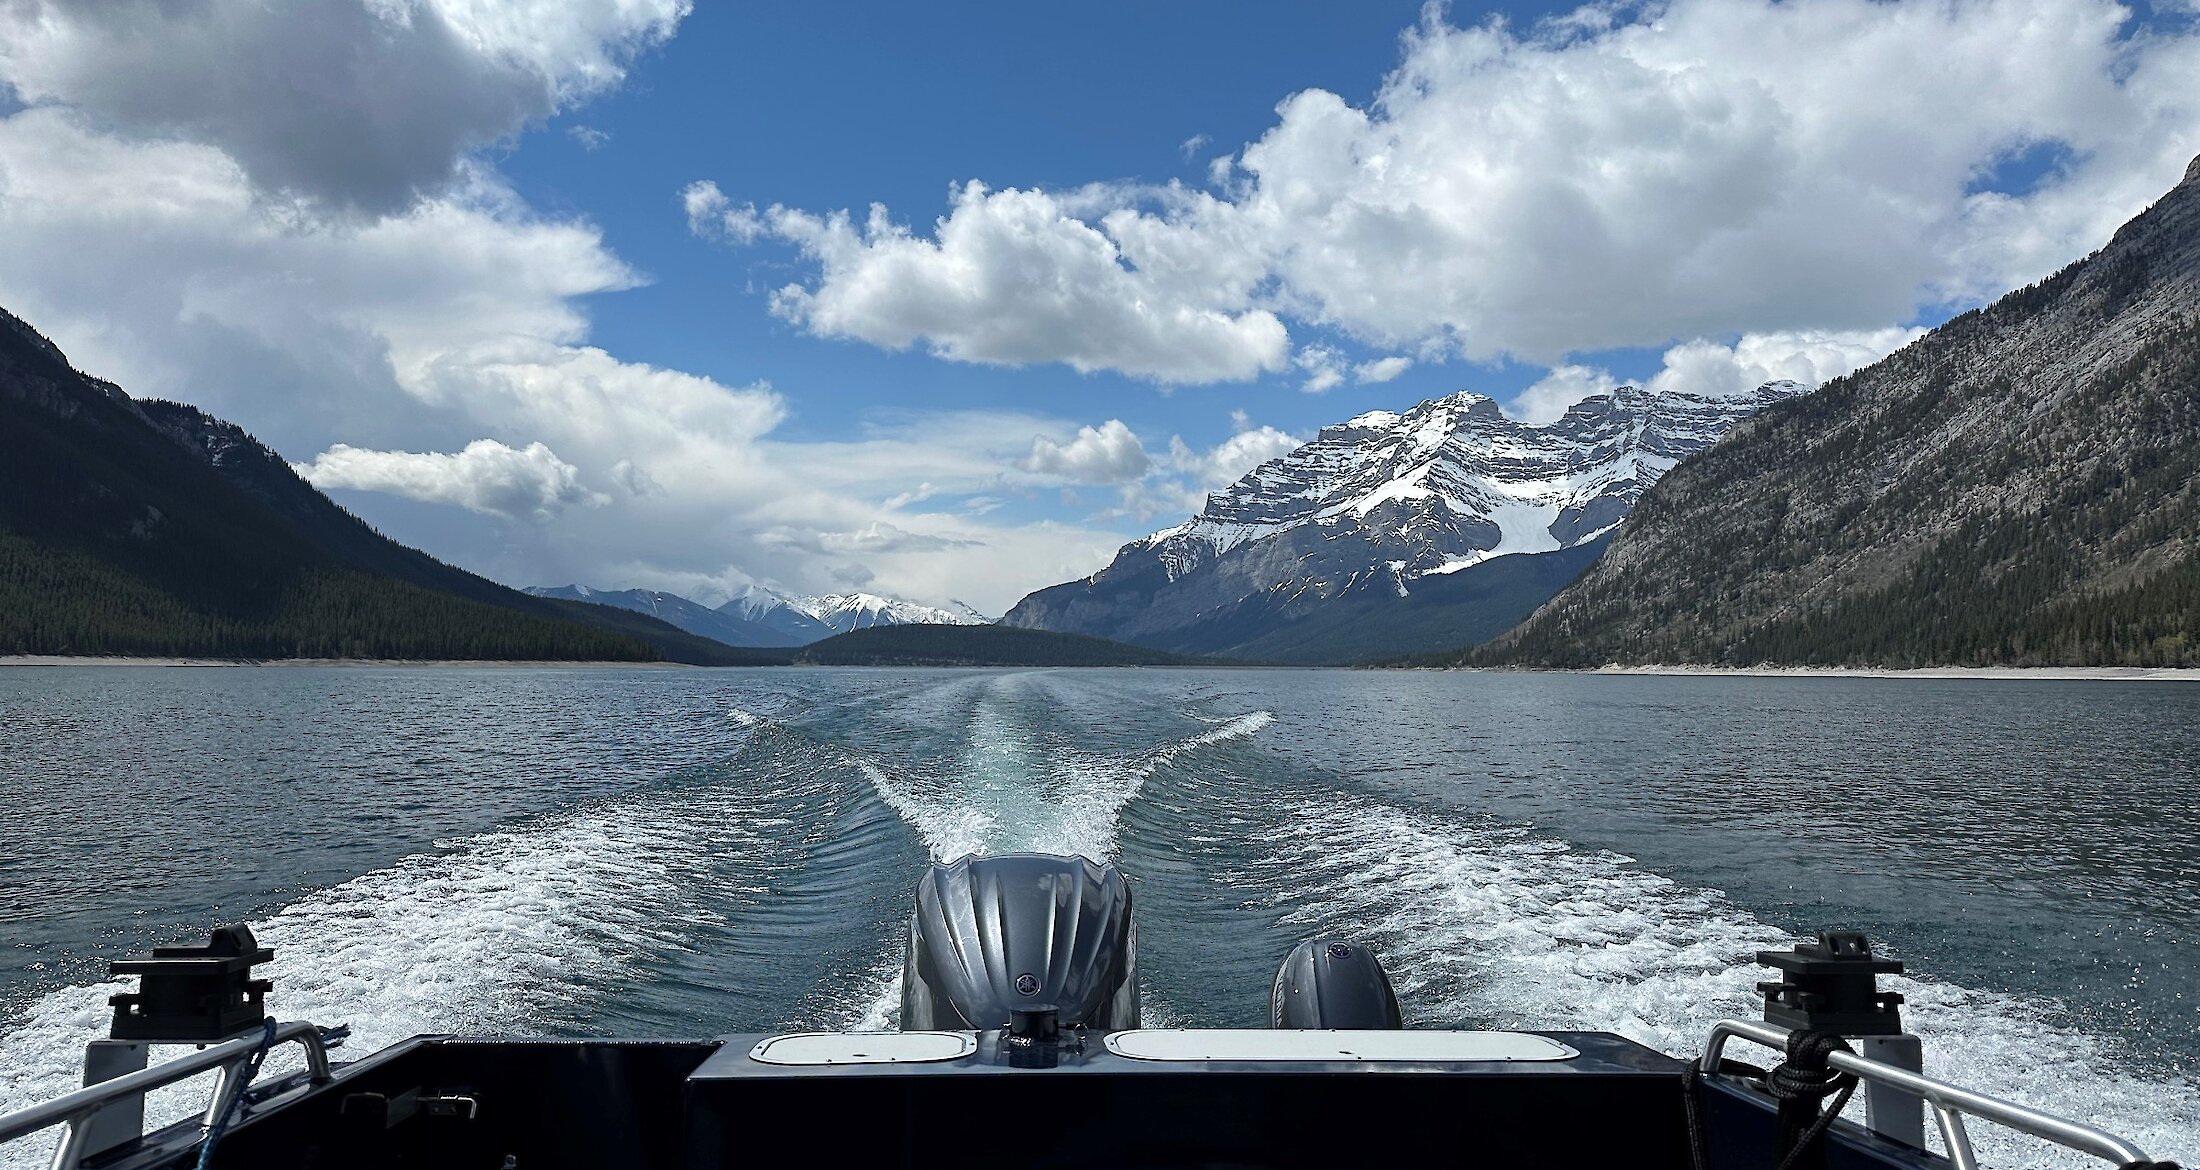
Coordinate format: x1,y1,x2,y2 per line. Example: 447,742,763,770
1765,1030,1859,1170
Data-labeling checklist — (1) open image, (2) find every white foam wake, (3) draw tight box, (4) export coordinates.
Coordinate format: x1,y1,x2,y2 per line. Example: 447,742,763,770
861,708,1273,862
839,706,1273,1029
0,786,769,1170
1234,795,2197,1170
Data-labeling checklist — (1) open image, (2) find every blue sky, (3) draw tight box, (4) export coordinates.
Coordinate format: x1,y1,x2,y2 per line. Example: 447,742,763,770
507,1,1520,447
1,0,2195,612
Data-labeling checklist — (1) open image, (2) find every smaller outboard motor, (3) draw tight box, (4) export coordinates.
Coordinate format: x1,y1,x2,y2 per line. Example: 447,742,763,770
900,853,1138,1031
1271,938,1401,1029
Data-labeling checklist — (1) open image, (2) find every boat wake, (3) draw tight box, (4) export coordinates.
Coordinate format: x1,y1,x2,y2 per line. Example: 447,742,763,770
810,689,1277,1029
1179,779,2200,1170
0,783,779,1167
1,674,2189,1170
858,705,1273,862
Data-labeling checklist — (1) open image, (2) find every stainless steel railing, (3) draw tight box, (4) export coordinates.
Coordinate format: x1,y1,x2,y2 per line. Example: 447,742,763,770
1701,1019,2151,1170
0,1021,334,1170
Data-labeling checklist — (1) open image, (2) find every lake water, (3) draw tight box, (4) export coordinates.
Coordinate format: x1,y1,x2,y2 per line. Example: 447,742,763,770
1,666,2194,1167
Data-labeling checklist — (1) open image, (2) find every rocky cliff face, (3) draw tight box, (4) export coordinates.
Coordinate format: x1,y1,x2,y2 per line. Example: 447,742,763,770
1483,157,2200,668
1002,382,1799,660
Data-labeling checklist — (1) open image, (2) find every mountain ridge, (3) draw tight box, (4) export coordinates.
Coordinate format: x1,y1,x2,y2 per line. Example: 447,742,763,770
717,583,839,643
523,583,994,646
795,591,992,633
0,303,768,665
526,584,832,648
1002,381,1799,662
1476,154,2200,668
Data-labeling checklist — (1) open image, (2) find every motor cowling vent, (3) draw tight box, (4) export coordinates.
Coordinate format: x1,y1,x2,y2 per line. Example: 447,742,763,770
1271,938,1402,1029
899,853,1138,1032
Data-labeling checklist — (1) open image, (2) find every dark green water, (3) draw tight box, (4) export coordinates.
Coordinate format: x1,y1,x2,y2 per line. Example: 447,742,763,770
0,666,2193,1166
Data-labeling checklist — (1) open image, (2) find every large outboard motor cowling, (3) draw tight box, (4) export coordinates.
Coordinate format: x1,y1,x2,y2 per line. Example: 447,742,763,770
900,853,1138,1031
1270,937,1402,1029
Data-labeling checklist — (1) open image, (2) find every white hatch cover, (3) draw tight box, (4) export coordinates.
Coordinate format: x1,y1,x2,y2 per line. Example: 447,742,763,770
749,1031,977,1066
1103,1030,1579,1063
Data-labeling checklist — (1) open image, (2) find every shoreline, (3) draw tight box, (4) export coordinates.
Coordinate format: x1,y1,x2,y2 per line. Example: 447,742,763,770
1578,663,2200,682
2,655,2195,679
0,656,700,669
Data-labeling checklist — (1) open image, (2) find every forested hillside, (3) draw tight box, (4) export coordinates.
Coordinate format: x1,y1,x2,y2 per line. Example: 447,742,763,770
0,305,757,662
1479,157,2200,668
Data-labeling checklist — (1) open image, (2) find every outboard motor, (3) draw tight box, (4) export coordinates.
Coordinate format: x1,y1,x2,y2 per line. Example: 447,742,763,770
1270,938,1401,1029
900,853,1139,1032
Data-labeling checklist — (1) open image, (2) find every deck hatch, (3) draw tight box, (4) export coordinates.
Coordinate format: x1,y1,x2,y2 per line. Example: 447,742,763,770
1103,1029,1579,1063
749,1031,977,1066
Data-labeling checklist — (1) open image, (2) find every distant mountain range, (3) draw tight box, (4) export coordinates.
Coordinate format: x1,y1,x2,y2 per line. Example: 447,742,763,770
1002,382,1800,663
1477,154,2200,669
719,583,839,644
0,293,998,665
525,584,991,648
801,592,990,632
0,305,773,665
525,584,827,647
16,151,2195,671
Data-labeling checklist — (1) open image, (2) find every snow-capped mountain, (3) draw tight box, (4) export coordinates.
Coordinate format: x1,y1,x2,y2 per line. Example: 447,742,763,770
715,583,838,645
796,592,993,634
1001,382,1803,662
1150,382,1802,584
526,584,828,648
526,584,992,645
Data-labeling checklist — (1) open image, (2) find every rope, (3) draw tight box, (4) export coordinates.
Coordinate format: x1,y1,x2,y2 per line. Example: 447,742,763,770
1770,1079,1857,1170
1681,1058,1772,1170
195,1019,279,1170
1764,1029,1859,1170
1767,1029,1855,1104
1681,1063,1710,1170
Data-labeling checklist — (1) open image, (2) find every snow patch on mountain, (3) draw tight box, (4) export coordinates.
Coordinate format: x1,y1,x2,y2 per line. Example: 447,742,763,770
999,380,1806,662
794,592,994,633
1137,382,1803,585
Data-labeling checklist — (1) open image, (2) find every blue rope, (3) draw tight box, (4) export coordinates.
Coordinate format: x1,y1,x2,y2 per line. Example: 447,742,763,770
195,1019,279,1170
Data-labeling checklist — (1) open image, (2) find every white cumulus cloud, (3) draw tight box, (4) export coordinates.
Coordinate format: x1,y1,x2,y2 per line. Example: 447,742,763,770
1172,425,1303,489
1296,345,1347,393
1115,416,1307,523
1296,345,1417,393
717,0,2200,380
758,182,1291,383
1355,355,1413,384
1509,328,1925,424
1019,419,1153,483
1647,328,1927,400
0,0,689,213
682,179,764,243
297,439,605,520
0,101,1132,614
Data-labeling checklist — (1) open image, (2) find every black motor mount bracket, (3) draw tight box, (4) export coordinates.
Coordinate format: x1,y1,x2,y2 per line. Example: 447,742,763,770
108,924,275,1043
1757,930,1904,1036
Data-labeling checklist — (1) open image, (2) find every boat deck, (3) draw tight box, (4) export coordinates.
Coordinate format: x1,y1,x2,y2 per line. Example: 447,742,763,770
72,1029,1951,1170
